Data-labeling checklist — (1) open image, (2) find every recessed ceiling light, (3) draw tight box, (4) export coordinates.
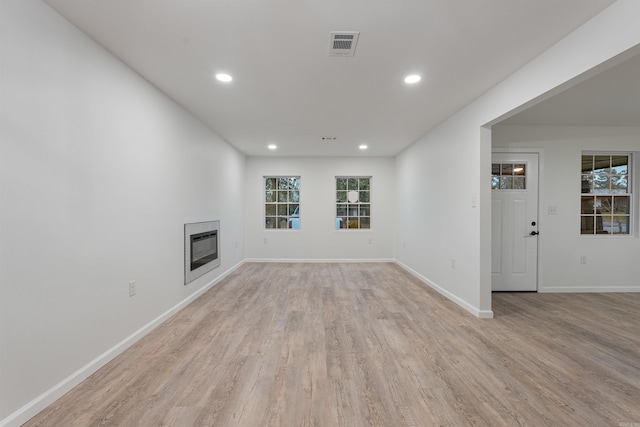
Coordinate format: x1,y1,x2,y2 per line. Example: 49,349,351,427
359,144,368,150
404,74,421,84
268,144,277,150
215,73,232,82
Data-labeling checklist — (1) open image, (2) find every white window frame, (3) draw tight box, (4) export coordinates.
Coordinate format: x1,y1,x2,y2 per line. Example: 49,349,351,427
335,176,371,230
264,176,300,230
580,152,632,237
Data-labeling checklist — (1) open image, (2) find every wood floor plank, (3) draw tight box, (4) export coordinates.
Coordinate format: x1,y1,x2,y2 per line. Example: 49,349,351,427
24,263,640,426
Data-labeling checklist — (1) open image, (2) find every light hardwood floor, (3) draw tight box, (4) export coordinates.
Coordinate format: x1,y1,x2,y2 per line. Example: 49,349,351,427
25,263,640,426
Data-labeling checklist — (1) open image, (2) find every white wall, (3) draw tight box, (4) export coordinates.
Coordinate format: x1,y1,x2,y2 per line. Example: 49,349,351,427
395,0,640,317
0,1,245,424
244,156,395,261
493,125,640,292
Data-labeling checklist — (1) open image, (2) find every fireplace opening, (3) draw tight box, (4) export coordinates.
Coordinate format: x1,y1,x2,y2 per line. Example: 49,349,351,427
190,230,218,271
184,220,220,285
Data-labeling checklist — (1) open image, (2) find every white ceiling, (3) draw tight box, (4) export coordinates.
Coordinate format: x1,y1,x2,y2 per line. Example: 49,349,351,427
43,0,618,157
500,51,640,127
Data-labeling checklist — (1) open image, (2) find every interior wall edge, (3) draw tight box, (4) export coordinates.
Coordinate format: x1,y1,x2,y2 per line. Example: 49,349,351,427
394,260,494,319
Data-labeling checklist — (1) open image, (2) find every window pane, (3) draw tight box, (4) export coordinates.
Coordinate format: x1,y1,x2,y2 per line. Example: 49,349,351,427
278,204,287,216
360,217,370,229
581,197,594,214
337,206,347,217
611,156,628,174
613,196,630,214
359,178,370,190
611,175,628,193
348,204,359,216
581,216,594,234
265,190,275,202
594,155,610,174
359,191,370,202
336,191,347,203
348,178,358,190
501,164,513,175
337,217,346,229
595,196,612,213
593,174,610,193
348,218,359,229
611,216,630,234
359,204,370,216
581,175,593,193
291,190,300,202
595,215,607,233
277,217,288,229
492,164,500,175
581,155,594,173
265,178,276,190
513,177,525,189
265,217,276,229
278,191,289,202
290,177,300,190
278,178,289,189
265,204,276,216
289,204,299,215
336,178,347,191
491,176,499,190
500,176,513,189
513,164,526,176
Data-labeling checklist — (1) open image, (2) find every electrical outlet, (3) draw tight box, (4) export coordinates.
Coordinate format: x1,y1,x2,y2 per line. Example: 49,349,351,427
580,256,587,265
548,205,558,215
263,238,268,244
129,280,136,297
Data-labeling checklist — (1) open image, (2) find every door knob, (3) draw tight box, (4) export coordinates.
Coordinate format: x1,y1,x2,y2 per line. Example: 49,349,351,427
529,231,539,236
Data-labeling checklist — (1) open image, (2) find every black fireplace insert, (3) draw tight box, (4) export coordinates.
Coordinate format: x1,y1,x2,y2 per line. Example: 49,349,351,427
190,230,218,271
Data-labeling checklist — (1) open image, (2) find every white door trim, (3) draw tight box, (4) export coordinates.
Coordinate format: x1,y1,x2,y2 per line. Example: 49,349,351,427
491,148,545,293
491,149,544,292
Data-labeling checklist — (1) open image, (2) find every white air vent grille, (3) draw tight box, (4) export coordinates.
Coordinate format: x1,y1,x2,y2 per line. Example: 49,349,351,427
329,31,359,57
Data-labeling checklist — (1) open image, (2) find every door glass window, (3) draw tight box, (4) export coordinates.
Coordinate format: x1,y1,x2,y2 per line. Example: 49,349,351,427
492,163,526,190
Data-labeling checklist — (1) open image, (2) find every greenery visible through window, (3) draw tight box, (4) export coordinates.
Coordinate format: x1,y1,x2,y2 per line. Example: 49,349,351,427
580,154,631,235
265,176,300,229
336,177,371,229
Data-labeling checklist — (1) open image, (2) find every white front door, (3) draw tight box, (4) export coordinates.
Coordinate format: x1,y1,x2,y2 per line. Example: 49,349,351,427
491,153,539,291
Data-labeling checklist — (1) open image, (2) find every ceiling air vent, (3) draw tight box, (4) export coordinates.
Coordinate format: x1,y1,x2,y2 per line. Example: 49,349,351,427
329,31,360,57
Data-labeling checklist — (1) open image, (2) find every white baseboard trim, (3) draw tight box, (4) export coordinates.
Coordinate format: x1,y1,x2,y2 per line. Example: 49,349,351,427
0,260,245,427
394,260,494,319
244,258,395,263
539,286,640,293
